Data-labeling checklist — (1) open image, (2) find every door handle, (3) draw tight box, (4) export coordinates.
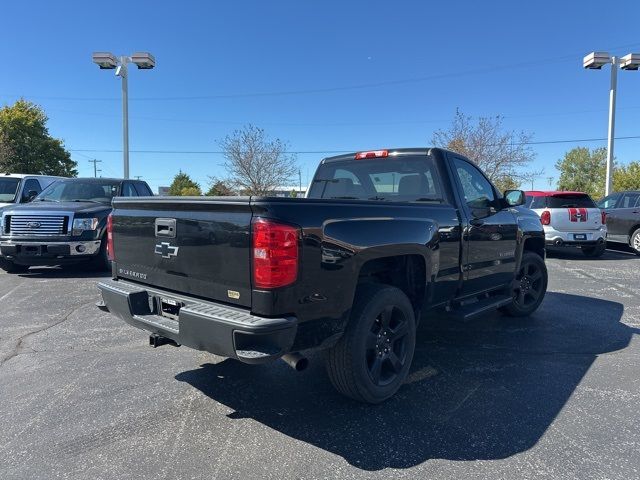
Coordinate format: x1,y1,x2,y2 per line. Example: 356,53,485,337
155,218,176,238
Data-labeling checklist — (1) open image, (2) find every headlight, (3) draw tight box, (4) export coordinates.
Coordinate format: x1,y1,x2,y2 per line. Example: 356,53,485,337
72,217,99,231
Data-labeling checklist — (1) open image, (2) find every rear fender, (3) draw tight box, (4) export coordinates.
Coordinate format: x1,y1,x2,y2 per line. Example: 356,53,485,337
322,216,438,314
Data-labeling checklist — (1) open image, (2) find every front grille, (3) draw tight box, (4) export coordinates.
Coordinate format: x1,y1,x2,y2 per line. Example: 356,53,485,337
8,215,69,236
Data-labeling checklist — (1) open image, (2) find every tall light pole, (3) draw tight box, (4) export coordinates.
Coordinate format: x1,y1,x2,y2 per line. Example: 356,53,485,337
584,51,640,196
91,52,155,179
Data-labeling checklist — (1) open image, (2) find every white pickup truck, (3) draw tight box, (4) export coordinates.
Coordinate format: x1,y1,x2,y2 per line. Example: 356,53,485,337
0,174,62,209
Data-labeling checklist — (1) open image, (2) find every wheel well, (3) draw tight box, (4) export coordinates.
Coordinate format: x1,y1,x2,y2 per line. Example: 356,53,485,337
523,236,545,258
357,255,426,315
629,225,640,242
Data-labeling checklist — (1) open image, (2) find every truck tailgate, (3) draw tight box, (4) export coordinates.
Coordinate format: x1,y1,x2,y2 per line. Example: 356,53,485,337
111,197,252,307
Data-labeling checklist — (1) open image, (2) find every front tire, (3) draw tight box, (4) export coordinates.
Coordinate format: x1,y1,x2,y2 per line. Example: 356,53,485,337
630,228,640,256
0,258,29,274
501,251,548,317
325,284,416,404
88,237,111,272
581,242,606,258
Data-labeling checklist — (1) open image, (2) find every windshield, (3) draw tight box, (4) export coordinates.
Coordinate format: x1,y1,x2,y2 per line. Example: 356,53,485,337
36,180,120,204
0,178,21,203
307,155,444,203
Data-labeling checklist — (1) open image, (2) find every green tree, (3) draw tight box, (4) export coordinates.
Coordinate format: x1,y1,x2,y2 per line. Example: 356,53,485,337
555,147,607,199
613,161,640,192
205,178,235,196
0,99,77,176
180,186,202,196
168,171,201,196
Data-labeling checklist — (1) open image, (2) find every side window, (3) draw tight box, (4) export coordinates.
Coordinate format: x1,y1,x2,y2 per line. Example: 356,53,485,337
620,193,640,208
22,179,42,200
133,182,152,196
121,182,138,197
453,158,496,209
597,193,621,209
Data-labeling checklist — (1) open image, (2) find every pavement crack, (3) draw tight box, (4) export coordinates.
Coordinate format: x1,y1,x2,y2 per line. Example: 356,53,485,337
0,300,94,368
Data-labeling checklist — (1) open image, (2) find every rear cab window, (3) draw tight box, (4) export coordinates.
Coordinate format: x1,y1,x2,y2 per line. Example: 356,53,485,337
307,154,447,203
133,182,153,196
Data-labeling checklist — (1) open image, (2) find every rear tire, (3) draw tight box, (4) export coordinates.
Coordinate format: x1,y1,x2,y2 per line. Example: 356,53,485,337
325,284,416,404
501,252,548,317
630,229,640,256
581,243,606,258
0,258,29,274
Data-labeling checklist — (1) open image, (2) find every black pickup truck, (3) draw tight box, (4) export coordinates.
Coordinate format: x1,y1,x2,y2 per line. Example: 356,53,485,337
98,148,547,403
0,177,153,273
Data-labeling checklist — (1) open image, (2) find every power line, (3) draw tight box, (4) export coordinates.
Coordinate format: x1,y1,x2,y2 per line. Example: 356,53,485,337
33,104,640,128
68,134,640,156
5,42,640,103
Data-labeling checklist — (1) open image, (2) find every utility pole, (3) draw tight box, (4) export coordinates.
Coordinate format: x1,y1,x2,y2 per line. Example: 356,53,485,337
134,175,142,180
88,159,102,177
298,169,302,194
547,177,554,188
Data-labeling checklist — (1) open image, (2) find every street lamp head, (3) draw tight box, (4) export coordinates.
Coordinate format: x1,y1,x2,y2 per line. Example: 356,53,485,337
620,53,640,71
583,51,611,70
91,52,118,69
131,52,155,69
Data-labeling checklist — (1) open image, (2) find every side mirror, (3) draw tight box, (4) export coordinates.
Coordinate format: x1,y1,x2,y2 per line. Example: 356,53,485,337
25,190,39,202
504,189,526,207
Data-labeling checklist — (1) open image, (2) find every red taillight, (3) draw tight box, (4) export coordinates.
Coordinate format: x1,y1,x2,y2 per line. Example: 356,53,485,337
601,211,606,225
355,149,388,160
106,213,114,261
540,210,551,225
252,218,299,289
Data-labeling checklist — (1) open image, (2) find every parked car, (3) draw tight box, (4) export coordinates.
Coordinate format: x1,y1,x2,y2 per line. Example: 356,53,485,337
524,191,607,257
0,173,62,209
0,177,152,273
597,190,640,255
98,147,548,403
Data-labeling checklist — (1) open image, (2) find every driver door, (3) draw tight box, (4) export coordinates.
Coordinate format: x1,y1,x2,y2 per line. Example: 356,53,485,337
451,157,518,295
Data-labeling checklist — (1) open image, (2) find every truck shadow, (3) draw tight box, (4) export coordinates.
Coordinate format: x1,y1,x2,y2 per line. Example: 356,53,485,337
175,292,636,471
15,265,110,279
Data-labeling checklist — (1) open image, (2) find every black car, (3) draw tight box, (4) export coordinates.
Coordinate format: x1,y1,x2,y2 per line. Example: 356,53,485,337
0,178,152,272
597,191,640,255
97,147,547,403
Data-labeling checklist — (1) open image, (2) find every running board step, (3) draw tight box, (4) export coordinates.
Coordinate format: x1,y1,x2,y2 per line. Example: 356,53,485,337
450,295,512,321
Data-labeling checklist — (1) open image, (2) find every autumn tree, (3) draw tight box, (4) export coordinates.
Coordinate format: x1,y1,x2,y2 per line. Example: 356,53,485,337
168,171,201,196
0,99,77,176
219,124,297,195
432,110,537,188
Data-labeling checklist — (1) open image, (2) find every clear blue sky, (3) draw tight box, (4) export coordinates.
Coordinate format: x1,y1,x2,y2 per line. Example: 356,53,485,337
2,0,640,193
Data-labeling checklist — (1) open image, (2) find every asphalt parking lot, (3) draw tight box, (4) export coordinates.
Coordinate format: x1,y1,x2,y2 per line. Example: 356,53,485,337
1,248,639,480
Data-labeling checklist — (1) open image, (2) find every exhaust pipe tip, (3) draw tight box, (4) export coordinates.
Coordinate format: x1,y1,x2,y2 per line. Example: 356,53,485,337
281,352,308,372
149,334,180,348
